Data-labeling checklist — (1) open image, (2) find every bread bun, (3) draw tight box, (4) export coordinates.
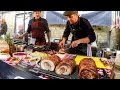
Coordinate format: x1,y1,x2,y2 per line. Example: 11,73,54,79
59,48,65,54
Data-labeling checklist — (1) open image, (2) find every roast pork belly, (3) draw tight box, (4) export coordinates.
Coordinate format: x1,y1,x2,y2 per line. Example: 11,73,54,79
55,59,76,75
79,58,99,79
40,54,61,71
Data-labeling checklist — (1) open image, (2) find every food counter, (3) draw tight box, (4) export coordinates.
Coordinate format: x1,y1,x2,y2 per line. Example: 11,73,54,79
0,39,115,79
0,49,115,79
0,60,40,79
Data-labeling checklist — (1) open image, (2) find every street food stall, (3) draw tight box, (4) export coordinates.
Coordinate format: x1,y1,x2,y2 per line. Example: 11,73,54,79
0,11,118,79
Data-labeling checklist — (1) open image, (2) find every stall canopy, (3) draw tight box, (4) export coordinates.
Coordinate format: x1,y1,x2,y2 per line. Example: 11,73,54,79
46,11,112,26
14,11,112,33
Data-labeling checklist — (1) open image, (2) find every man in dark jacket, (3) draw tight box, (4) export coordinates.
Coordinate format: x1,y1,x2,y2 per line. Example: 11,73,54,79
18,11,51,46
59,11,96,55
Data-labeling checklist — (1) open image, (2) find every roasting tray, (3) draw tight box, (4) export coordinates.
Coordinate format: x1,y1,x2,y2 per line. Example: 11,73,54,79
15,62,79,79
27,65,110,79
15,56,110,79
28,65,80,79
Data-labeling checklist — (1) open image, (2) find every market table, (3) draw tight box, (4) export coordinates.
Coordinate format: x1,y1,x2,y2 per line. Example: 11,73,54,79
0,59,79,79
0,60,41,79
0,54,115,79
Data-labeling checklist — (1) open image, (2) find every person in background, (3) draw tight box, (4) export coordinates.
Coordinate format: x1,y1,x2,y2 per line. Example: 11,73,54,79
59,11,96,55
18,24,24,35
18,11,51,46
0,19,7,36
15,24,28,43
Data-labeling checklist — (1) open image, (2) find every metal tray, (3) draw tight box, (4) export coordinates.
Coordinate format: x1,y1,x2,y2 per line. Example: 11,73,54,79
30,66,110,79
30,66,80,79
16,60,110,79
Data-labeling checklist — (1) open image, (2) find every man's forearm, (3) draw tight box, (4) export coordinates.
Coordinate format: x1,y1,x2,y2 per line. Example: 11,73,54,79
22,32,28,37
47,32,51,42
62,37,68,42
77,37,90,44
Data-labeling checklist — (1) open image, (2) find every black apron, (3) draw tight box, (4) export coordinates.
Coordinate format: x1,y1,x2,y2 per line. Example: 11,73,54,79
67,22,87,55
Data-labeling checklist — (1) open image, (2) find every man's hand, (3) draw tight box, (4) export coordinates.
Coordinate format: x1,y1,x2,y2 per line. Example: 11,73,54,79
17,35,23,39
59,40,65,49
70,39,81,48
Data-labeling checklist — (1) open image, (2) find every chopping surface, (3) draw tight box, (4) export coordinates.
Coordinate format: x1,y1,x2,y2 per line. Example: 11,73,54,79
75,55,111,69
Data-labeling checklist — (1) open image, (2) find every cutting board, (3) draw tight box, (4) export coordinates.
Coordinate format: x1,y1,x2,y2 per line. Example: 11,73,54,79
75,55,111,69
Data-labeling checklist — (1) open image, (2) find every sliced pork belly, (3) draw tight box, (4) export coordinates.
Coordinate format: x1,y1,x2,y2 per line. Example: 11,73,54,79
55,59,76,75
40,54,61,71
79,58,99,79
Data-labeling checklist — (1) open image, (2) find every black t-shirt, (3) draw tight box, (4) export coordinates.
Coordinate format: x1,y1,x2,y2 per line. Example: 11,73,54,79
62,17,96,44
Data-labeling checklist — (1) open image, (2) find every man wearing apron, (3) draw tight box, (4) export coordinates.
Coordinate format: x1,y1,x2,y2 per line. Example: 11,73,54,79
18,11,51,46
59,11,96,55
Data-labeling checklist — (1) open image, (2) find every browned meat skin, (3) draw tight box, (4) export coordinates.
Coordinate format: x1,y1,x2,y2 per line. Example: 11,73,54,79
44,50,57,55
41,54,61,69
62,59,76,69
79,58,99,79
55,59,76,75
48,54,61,65
56,63,71,74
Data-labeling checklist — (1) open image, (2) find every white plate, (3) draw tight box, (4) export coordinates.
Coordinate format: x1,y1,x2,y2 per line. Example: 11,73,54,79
0,53,11,61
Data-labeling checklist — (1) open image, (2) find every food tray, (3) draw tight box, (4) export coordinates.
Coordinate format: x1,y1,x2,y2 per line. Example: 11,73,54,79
29,66,80,79
28,66,110,79
15,54,111,79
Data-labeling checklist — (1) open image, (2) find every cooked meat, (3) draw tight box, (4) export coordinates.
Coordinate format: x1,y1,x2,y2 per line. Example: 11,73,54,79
55,58,76,75
59,48,65,54
79,58,99,79
40,54,61,71
44,50,57,55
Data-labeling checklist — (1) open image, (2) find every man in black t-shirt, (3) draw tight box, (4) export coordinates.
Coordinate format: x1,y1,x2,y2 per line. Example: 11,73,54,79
59,11,96,55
